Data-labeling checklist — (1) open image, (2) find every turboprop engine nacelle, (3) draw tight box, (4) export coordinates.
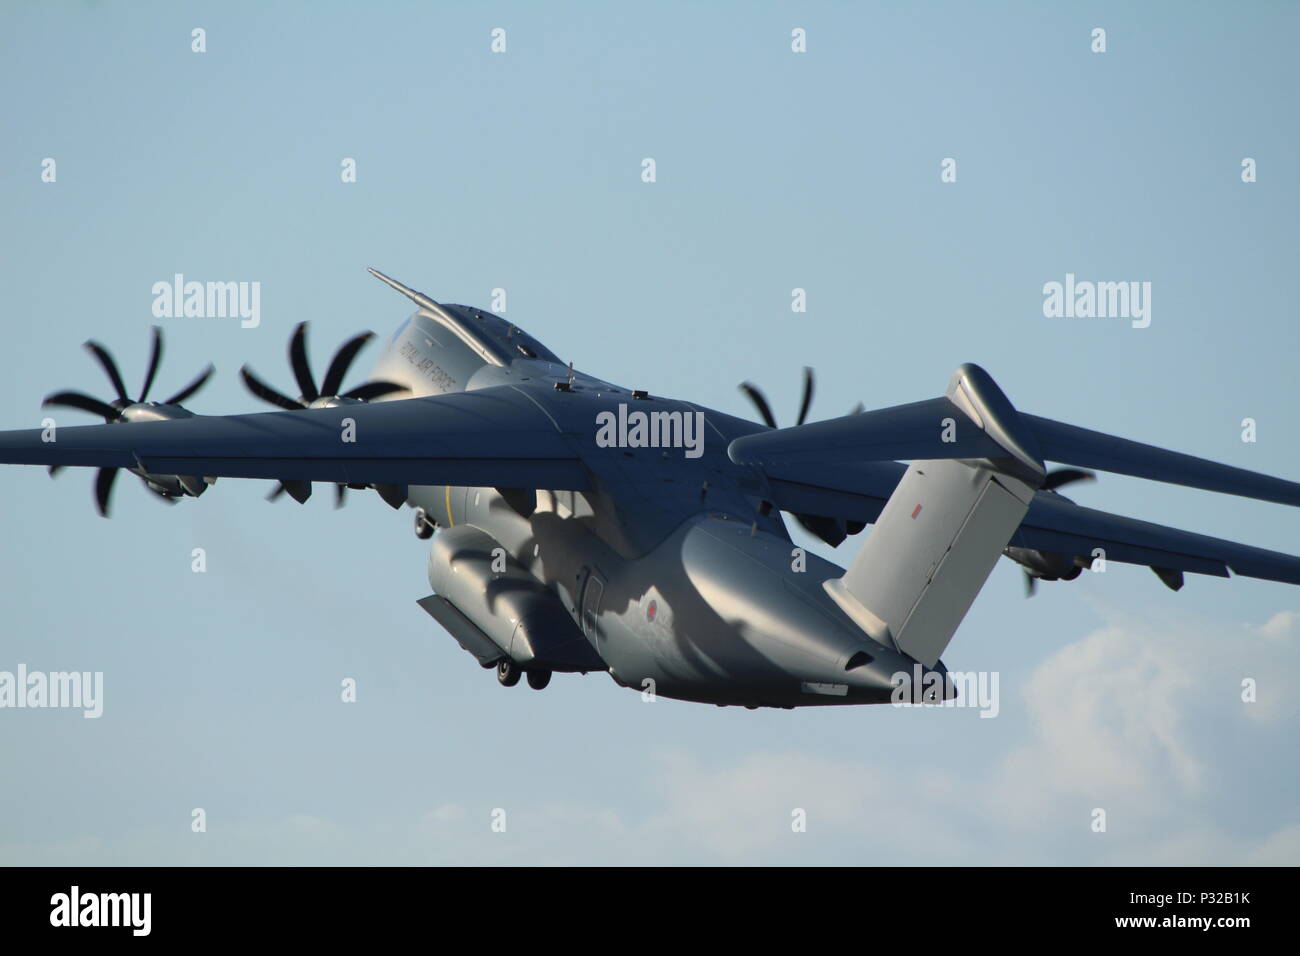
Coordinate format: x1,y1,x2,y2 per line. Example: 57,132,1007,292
117,402,213,497
1003,546,1083,581
426,525,603,673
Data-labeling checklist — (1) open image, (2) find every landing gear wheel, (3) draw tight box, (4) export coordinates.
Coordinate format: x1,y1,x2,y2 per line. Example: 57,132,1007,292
496,659,521,687
526,669,552,690
413,507,434,539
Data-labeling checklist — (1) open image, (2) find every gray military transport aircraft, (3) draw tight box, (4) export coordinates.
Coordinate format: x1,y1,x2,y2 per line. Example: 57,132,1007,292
3,269,1300,709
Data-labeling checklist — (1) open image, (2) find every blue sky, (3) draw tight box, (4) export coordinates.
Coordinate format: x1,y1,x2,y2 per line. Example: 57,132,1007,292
1,1,1297,864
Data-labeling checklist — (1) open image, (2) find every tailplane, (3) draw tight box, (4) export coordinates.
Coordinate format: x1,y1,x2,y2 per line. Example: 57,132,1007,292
823,365,1043,666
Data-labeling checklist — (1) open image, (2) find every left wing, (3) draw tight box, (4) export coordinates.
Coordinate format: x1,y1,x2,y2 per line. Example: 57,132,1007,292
758,462,1300,584
1010,493,1300,585
0,385,590,490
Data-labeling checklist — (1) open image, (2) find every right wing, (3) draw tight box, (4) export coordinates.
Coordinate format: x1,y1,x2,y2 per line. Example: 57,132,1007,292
0,385,590,490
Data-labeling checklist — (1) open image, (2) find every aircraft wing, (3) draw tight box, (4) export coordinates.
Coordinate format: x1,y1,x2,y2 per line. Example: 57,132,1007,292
732,363,1300,587
1011,493,1300,584
756,460,1300,584
0,385,590,490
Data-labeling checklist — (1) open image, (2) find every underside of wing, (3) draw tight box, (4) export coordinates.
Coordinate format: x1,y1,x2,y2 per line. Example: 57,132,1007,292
1012,494,1300,585
757,458,1300,586
0,385,590,491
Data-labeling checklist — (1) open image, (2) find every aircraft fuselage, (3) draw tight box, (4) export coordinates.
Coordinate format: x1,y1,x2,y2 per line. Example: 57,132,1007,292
366,305,938,708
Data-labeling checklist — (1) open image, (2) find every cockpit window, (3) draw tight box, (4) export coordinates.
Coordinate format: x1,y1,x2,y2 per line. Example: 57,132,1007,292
439,304,563,365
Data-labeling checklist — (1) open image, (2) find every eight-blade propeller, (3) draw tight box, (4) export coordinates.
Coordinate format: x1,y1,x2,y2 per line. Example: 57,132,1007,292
1012,468,1183,596
1016,468,1096,596
738,368,866,544
42,327,215,517
239,322,407,506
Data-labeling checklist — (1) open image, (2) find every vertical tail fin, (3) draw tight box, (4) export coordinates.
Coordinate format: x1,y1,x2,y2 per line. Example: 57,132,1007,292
824,365,1044,666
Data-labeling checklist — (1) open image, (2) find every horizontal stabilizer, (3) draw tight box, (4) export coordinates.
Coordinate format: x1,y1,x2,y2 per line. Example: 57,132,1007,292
761,460,901,525
730,396,1005,467
1023,414,1300,508
732,364,1300,509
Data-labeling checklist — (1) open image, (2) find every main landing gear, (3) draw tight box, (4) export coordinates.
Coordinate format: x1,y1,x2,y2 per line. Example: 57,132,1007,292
413,507,435,539
496,659,521,686
496,659,551,690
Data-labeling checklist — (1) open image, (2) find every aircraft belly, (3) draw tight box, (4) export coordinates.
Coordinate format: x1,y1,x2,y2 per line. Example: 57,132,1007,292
592,515,899,706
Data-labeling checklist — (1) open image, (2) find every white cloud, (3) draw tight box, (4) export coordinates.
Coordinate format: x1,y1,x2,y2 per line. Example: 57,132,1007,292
1258,610,1300,641
990,623,1204,816
2,611,1295,866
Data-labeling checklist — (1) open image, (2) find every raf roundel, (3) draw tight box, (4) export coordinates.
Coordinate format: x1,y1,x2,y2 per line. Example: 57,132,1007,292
646,600,658,623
